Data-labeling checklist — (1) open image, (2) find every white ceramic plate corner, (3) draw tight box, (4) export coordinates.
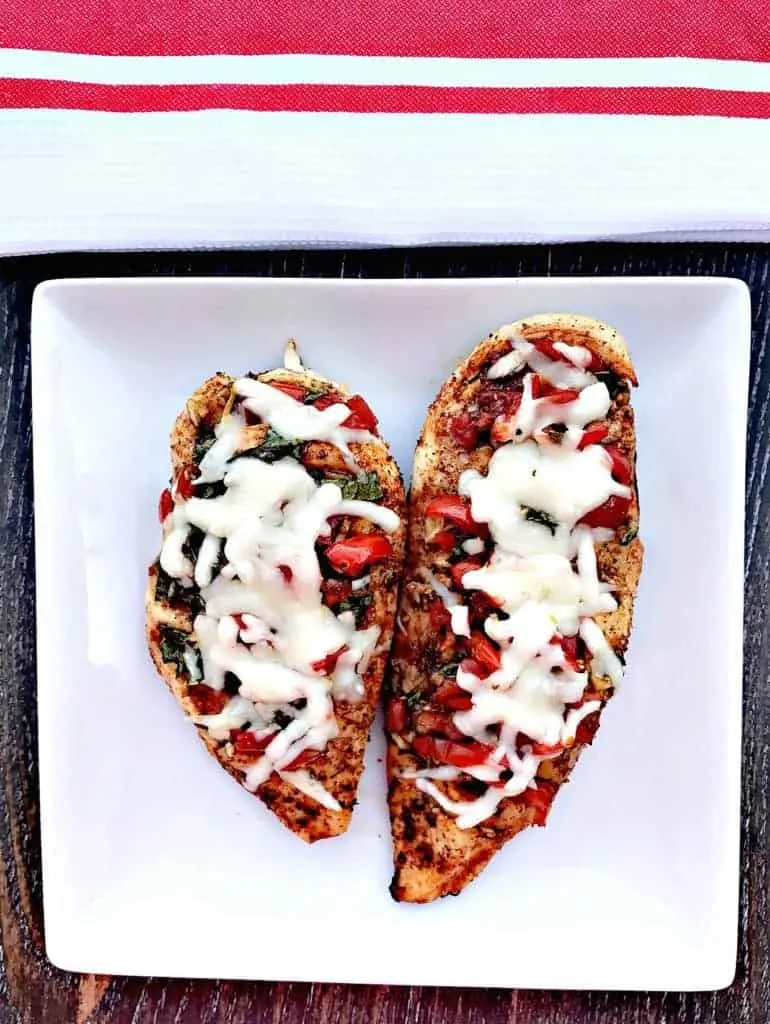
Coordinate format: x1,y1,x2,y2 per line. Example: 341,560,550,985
31,276,748,990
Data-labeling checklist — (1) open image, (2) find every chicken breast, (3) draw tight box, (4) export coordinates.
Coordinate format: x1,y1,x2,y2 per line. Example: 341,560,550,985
146,346,406,841
387,314,643,901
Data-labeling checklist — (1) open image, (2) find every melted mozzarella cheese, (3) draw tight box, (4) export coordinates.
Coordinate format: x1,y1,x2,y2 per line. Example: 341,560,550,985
450,604,470,637
235,377,378,468
412,348,632,828
493,331,596,391
459,439,628,559
158,379,399,810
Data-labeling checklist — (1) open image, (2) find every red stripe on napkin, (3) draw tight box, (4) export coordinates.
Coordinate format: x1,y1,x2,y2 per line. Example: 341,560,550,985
2,79,770,118
3,0,768,60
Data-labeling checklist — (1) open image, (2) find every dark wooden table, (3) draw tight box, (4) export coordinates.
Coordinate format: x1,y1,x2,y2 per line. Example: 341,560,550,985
0,244,767,1024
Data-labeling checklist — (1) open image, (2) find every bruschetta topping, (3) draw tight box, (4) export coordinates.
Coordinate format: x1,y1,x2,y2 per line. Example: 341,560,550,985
158,381,400,807
407,337,635,828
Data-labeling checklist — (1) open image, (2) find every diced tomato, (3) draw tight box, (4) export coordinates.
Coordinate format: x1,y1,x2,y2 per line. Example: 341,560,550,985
451,559,482,590
415,710,466,740
533,339,564,364
431,529,456,552
386,697,408,734
427,598,452,632
321,578,352,607
459,656,488,679
325,534,392,576
477,385,521,430
529,740,565,757
578,424,609,450
546,388,580,405
313,393,339,411
579,495,632,529
470,632,501,674
522,780,558,825
278,564,293,583
311,645,347,676
467,591,499,626
175,465,195,501
550,633,582,672
284,748,321,771
269,380,306,402
158,487,174,522
604,444,633,486
532,376,579,404
343,394,378,433
188,684,227,716
575,711,601,746
448,414,480,451
434,682,473,711
534,338,603,373
233,730,275,756
413,735,492,768
232,614,248,632
425,494,475,531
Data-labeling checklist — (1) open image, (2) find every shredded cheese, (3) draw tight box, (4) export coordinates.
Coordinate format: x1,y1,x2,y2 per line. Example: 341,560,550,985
158,376,399,809
415,336,634,827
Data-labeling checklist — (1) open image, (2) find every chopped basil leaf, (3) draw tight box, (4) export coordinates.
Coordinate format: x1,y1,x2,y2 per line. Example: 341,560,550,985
405,689,423,709
440,662,460,677
621,526,638,546
193,427,217,466
304,387,330,404
223,671,241,695
234,427,302,464
595,370,625,401
544,424,567,444
154,565,175,603
522,506,559,536
195,480,226,500
337,471,383,502
159,628,192,675
155,564,205,614
274,709,293,730
182,525,205,564
337,592,371,625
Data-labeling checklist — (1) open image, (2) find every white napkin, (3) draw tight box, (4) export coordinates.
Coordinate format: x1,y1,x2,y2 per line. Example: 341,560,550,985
3,46,770,253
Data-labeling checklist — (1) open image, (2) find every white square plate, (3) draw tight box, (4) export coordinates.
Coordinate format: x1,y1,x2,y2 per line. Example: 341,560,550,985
32,276,748,991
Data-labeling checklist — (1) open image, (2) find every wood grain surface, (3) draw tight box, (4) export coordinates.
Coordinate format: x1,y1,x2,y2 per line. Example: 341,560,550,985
0,244,767,1024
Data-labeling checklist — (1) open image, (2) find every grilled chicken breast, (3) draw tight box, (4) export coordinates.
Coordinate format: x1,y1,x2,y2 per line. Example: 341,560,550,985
146,345,406,841
387,314,643,901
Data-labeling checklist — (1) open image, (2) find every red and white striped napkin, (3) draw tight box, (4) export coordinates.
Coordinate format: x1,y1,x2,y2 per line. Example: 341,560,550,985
2,0,770,254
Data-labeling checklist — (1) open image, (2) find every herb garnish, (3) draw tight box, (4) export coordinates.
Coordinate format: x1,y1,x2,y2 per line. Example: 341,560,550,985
304,387,330,404
440,662,460,678
327,471,383,502
223,671,241,695
595,370,624,401
154,565,176,604
159,628,191,675
337,592,371,624
522,506,559,536
405,689,423,709
193,427,217,466
234,427,302,464
621,526,638,546
182,525,205,564
195,480,227,500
